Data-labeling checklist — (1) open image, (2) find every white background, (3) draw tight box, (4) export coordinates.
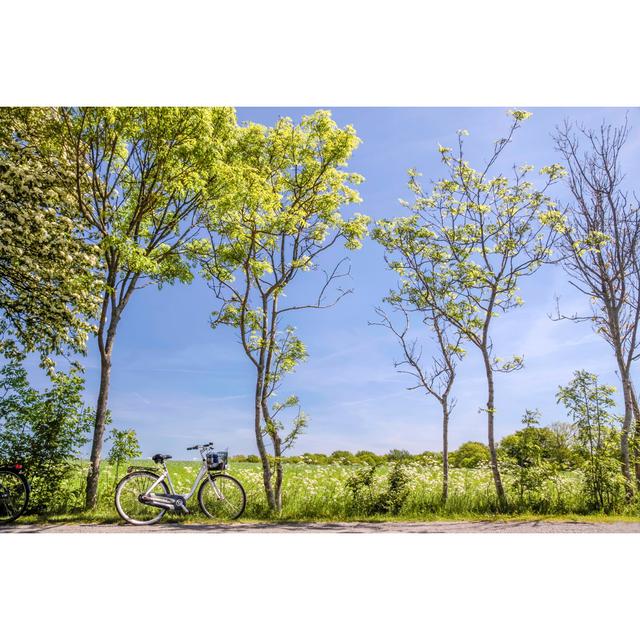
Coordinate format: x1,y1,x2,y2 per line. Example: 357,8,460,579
1,1,639,637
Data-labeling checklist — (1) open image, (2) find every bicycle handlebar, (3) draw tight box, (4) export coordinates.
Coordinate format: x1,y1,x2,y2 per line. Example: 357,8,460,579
187,442,213,451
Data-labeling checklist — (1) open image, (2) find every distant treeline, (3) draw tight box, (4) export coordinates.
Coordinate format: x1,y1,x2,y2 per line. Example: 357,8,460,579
231,422,584,470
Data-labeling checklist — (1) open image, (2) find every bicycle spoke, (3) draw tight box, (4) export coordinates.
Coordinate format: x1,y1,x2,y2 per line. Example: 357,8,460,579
0,472,28,523
199,474,245,520
116,472,168,525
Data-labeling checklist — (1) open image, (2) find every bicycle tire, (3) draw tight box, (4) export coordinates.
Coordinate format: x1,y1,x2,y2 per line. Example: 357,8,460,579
198,473,246,520
0,469,30,524
115,470,170,525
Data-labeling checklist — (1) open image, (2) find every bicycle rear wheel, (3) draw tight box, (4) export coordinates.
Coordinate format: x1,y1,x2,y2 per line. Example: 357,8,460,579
0,470,29,524
198,473,246,520
115,471,169,525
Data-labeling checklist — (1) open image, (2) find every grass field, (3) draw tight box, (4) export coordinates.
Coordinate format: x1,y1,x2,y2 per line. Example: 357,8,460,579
14,458,640,524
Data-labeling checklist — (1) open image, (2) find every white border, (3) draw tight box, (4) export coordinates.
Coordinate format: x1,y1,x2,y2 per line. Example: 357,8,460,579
1,1,638,105
1,1,638,635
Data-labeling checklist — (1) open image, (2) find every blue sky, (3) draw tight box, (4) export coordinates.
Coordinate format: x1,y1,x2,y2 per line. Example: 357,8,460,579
28,107,640,458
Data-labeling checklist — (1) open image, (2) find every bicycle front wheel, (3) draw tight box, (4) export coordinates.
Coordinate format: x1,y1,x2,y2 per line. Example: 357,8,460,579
198,473,246,520
0,470,29,524
115,471,169,525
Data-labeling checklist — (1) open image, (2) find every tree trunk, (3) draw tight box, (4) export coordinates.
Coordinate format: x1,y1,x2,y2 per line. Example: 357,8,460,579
273,433,283,512
85,339,113,509
261,396,283,512
620,374,634,497
254,366,276,511
480,347,507,508
441,402,449,503
629,383,640,490
614,349,634,496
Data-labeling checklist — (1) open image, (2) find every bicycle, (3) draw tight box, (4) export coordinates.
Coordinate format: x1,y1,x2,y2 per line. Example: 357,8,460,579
115,442,246,525
0,464,30,524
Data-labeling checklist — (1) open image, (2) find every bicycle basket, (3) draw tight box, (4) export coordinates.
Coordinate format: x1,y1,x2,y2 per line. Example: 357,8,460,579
206,450,228,471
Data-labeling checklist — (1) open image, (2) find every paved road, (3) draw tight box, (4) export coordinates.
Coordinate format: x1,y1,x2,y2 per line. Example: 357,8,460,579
2,520,640,533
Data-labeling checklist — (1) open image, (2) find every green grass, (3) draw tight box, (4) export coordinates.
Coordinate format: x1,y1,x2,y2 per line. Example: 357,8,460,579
13,459,640,524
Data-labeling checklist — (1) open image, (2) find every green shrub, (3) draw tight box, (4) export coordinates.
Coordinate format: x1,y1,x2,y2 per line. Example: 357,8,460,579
0,360,93,513
301,453,329,465
344,461,411,515
416,451,442,465
450,442,490,468
106,427,142,487
385,448,412,462
557,371,626,512
355,450,383,465
330,450,357,465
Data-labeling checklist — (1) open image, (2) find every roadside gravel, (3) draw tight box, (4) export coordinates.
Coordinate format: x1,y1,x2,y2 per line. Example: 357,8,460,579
2,520,640,533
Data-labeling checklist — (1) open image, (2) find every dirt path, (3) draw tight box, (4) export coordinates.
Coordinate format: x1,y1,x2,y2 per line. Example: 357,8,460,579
2,520,640,533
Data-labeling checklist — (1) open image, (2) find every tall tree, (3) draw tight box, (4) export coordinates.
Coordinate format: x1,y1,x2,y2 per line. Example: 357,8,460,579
557,370,624,511
553,118,640,495
0,108,100,365
376,111,565,506
202,111,369,512
50,107,237,508
372,216,465,502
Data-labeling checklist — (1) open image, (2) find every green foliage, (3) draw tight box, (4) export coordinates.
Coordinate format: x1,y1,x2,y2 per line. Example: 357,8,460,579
499,422,560,506
557,371,625,512
382,462,412,514
330,450,357,464
521,408,542,429
374,112,566,505
450,441,491,468
374,111,565,360
499,423,577,470
354,450,384,465
202,110,370,509
53,107,238,288
386,448,412,462
0,360,93,513
16,458,640,522
106,427,142,485
345,461,411,515
416,451,443,465
0,108,101,363
300,453,330,465
345,463,378,513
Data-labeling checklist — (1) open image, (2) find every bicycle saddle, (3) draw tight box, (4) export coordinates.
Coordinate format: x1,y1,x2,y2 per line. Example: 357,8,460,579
152,454,172,463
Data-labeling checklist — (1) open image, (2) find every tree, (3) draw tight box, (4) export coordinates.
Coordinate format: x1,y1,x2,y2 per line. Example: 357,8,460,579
202,111,369,512
330,450,357,464
0,108,101,364
374,111,566,506
372,302,463,502
553,118,640,495
557,370,624,512
106,427,142,487
521,408,542,429
449,441,490,469
0,360,93,513
48,107,238,508
500,420,578,471
499,413,560,505
354,450,383,465
385,448,413,462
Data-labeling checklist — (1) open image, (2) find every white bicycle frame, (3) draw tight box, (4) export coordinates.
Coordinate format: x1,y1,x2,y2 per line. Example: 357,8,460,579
144,456,224,501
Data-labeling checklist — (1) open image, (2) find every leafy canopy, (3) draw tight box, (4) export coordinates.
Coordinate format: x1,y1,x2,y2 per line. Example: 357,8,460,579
56,107,239,288
0,108,101,363
374,111,566,370
205,109,369,387
203,109,369,470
